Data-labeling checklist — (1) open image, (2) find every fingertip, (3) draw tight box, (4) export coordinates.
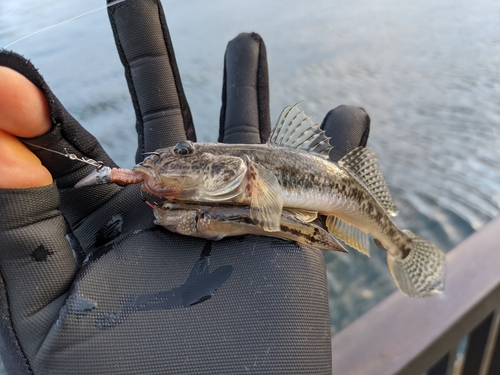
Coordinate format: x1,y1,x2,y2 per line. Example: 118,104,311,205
0,66,52,138
320,105,370,161
0,130,53,188
219,33,270,144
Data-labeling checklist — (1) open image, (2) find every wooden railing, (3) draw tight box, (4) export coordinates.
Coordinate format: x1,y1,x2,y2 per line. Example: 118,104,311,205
331,216,500,375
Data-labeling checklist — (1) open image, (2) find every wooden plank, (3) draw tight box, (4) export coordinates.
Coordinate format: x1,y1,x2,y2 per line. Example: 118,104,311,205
331,216,500,375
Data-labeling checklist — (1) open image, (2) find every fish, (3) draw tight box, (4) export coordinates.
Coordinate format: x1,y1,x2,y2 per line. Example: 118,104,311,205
149,201,348,253
76,104,446,298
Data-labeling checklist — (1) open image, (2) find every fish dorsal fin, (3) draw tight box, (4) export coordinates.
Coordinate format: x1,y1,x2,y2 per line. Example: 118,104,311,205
268,103,332,157
339,147,398,217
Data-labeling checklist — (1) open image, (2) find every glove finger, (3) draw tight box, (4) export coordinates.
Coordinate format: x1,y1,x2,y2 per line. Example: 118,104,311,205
320,105,370,161
219,33,271,144
107,0,196,163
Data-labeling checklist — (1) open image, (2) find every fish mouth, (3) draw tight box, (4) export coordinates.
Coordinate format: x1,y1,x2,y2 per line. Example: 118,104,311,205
142,178,183,197
133,165,183,197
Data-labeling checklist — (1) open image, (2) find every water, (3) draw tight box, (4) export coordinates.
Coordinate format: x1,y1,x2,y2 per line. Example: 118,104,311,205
1,0,499,367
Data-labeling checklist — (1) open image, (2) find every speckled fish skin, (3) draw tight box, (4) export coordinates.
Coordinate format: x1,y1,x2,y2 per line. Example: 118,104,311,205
135,142,409,256
152,202,348,253
130,104,446,298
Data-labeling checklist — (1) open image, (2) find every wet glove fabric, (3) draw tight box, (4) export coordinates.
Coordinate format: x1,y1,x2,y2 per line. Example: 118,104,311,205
0,0,370,374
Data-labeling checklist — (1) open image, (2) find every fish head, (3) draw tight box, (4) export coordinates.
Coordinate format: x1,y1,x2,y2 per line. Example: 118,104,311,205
133,141,248,200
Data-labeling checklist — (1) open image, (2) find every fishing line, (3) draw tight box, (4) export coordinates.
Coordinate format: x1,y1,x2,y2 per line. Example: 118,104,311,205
3,0,127,49
23,142,105,170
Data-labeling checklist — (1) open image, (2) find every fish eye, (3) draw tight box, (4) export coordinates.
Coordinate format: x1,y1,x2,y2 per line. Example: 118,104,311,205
162,202,173,210
173,141,194,156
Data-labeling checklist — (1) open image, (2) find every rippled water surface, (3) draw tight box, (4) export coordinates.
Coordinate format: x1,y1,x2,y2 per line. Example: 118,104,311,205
1,0,499,368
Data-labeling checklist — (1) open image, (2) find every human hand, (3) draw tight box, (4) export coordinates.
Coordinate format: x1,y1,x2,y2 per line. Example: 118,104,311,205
0,0,369,374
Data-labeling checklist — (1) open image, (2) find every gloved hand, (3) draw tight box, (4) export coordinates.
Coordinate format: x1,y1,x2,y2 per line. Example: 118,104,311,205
0,0,370,374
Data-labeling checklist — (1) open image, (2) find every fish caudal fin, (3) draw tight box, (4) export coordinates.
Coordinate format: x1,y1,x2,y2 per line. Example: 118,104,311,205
387,230,446,297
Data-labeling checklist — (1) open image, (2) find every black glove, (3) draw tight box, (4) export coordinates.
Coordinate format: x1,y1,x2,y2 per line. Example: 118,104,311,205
0,0,369,373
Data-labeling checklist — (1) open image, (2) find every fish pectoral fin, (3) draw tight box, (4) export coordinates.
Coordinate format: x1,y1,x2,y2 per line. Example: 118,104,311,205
387,230,446,297
305,225,349,253
283,208,318,223
299,243,348,254
246,159,283,232
325,215,370,256
279,214,348,253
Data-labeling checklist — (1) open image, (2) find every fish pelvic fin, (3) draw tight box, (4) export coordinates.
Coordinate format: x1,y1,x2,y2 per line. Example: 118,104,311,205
387,230,446,297
283,208,318,223
339,147,398,217
268,104,332,158
325,215,370,256
246,158,283,232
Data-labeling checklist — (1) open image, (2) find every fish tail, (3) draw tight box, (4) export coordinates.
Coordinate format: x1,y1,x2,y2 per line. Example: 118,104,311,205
387,230,446,297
